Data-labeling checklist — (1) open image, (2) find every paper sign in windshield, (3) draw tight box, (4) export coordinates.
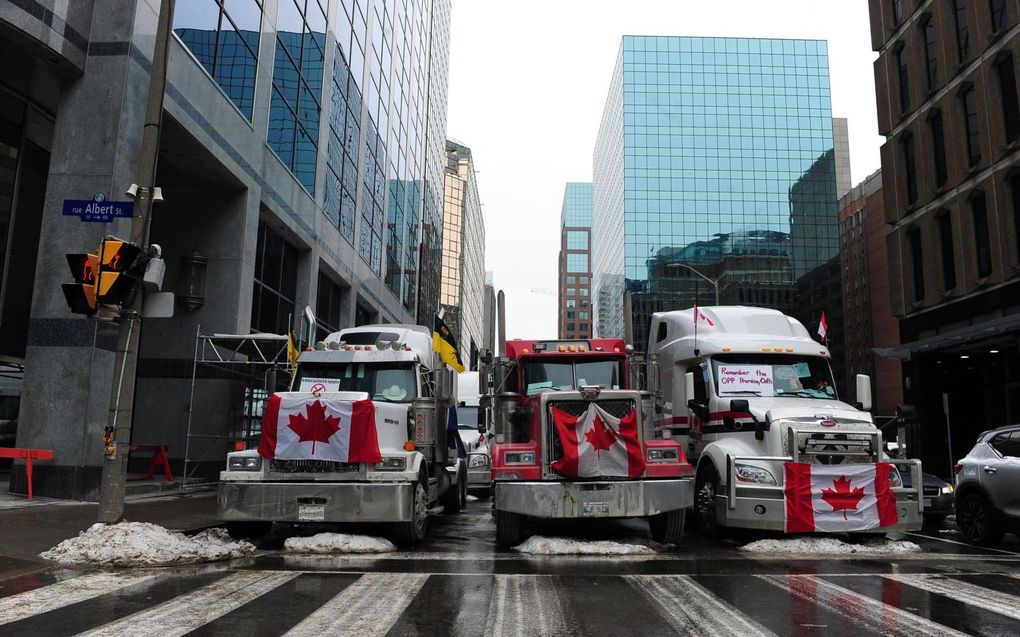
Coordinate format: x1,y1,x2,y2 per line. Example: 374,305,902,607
298,377,341,393
717,365,774,396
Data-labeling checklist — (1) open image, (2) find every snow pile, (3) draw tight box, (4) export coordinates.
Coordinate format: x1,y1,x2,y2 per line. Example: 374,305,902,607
40,522,256,566
739,537,922,555
513,536,662,555
284,533,396,554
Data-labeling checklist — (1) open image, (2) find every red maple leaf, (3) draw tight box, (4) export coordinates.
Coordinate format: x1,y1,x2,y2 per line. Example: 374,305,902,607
820,475,865,520
585,414,618,452
288,400,341,455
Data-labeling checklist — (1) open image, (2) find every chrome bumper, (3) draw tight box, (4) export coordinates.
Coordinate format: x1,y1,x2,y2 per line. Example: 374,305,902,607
467,467,490,489
495,478,694,519
713,488,924,532
218,481,413,523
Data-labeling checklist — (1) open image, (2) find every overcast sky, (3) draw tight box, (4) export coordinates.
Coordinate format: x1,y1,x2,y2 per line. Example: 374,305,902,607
445,0,880,341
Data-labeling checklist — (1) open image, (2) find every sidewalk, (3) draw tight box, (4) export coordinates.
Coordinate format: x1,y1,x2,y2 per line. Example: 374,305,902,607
0,478,220,577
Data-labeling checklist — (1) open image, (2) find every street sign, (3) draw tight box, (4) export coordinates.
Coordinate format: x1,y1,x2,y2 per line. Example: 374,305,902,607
62,193,134,223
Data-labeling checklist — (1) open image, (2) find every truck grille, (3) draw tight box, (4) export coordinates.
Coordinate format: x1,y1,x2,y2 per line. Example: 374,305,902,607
798,432,876,465
547,399,637,475
269,459,359,474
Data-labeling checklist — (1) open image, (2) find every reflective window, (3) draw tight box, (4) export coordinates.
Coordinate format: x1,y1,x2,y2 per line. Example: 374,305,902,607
923,19,937,91
963,87,981,166
937,211,955,290
566,288,576,296
953,0,970,62
902,134,917,205
909,226,925,301
567,253,589,273
566,230,588,250
173,0,262,119
972,192,992,277
930,110,947,187
997,55,1020,142
896,45,910,113
251,220,298,334
991,0,1007,32
566,276,576,284
315,271,346,339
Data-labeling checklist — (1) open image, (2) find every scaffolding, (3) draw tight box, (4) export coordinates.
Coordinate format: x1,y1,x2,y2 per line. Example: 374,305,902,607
181,327,292,487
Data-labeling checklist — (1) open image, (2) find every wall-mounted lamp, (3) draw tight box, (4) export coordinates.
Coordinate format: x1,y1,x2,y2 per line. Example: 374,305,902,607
179,252,208,311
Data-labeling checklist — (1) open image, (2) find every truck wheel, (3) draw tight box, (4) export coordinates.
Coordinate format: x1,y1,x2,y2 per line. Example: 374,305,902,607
459,464,468,508
496,510,526,547
394,480,429,546
224,521,271,540
649,509,685,545
957,492,1005,547
694,470,722,538
442,469,463,514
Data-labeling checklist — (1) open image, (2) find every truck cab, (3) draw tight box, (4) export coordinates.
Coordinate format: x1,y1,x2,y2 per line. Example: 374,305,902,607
457,371,492,497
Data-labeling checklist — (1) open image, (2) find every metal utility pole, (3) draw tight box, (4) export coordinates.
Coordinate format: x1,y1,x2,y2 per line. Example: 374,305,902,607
97,0,175,523
667,263,720,306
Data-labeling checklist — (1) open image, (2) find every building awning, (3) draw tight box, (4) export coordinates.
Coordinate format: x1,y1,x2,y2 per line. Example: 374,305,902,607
873,313,1020,361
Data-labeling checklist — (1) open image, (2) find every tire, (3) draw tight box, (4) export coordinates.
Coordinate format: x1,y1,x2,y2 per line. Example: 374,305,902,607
649,509,686,545
224,521,272,540
693,467,722,538
459,465,468,508
496,509,526,547
442,469,462,514
394,479,429,546
957,492,1005,547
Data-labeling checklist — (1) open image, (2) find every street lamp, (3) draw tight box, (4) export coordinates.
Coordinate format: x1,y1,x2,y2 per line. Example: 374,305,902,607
666,263,720,306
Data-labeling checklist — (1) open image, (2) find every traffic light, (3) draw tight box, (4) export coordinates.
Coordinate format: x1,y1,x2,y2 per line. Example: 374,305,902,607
61,252,98,315
96,237,144,305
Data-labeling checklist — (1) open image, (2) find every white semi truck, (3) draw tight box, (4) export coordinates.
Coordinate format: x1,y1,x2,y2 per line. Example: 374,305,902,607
457,370,492,497
218,324,463,545
647,306,923,535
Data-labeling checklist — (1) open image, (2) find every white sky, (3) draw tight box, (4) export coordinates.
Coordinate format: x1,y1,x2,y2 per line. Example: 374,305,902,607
445,0,881,340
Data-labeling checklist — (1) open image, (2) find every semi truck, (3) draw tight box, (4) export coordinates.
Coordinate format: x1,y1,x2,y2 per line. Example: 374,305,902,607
218,324,462,545
647,306,923,535
457,370,492,497
482,338,695,546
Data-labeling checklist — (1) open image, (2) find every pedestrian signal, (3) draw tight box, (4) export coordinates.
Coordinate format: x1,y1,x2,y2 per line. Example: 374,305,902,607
96,238,143,305
61,252,99,315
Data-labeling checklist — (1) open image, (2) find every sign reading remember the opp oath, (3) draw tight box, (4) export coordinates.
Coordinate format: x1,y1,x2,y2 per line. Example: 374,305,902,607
62,193,134,223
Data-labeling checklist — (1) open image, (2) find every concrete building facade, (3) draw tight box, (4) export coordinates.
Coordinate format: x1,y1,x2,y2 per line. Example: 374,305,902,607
557,182,593,340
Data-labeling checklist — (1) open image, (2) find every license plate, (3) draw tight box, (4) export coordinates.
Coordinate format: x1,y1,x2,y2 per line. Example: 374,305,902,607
298,505,325,521
581,501,611,516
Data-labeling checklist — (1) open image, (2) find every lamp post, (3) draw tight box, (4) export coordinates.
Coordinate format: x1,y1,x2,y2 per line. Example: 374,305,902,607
666,263,720,306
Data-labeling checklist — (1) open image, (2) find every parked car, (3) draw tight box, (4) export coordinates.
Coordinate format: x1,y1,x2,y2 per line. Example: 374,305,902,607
886,443,954,526
954,424,1020,546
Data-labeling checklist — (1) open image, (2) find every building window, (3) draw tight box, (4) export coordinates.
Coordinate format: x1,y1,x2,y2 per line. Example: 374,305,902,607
923,19,938,90
896,45,910,113
972,192,993,277
580,288,589,297
315,271,345,339
998,55,1020,142
580,311,590,320
893,0,903,26
566,230,588,250
909,227,925,302
963,86,981,166
252,220,299,335
930,110,948,187
566,311,576,319
1011,175,1020,263
566,300,576,308
567,253,589,273
566,288,576,296
990,0,1007,32
566,276,576,284
903,134,917,206
953,0,970,63
937,211,956,290
566,323,576,331
579,323,588,333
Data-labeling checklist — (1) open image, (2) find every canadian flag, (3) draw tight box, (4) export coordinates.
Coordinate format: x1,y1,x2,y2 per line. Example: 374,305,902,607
550,403,645,478
693,304,715,326
784,463,899,532
817,311,829,341
257,394,382,464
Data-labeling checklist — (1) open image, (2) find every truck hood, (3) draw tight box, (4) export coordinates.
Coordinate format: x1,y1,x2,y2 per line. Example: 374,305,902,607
734,397,874,428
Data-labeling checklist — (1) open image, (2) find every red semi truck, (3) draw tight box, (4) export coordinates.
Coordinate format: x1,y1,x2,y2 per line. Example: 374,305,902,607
482,338,695,546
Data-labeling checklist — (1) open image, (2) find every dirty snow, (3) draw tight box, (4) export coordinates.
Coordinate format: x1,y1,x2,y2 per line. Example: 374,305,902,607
283,533,396,554
40,522,256,566
513,536,666,555
739,537,922,555
465,495,479,502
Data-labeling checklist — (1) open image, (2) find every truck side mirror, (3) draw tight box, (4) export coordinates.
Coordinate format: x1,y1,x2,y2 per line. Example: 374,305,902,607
855,374,873,412
687,398,709,422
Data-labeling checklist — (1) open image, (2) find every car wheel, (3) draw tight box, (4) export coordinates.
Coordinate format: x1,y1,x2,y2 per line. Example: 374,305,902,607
649,509,685,545
496,510,526,547
694,468,721,537
957,493,1005,547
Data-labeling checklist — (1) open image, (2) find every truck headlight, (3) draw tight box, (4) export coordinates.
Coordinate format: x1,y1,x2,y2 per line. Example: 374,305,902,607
374,457,407,471
504,451,535,465
228,456,261,471
647,448,679,462
469,454,490,468
940,484,954,495
734,463,776,485
888,467,903,488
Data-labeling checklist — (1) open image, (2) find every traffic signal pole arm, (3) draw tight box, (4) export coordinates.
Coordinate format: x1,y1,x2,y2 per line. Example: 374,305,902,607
97,0,175,524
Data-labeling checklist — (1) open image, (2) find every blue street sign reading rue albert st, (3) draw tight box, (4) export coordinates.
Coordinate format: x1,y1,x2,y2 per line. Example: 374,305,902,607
62,193,134,223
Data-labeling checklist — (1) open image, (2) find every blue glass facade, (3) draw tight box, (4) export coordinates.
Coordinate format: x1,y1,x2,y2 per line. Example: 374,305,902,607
592,36,839,346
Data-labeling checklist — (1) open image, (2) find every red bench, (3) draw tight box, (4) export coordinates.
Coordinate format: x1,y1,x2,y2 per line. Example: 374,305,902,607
0,448,54,501
127,444,174,483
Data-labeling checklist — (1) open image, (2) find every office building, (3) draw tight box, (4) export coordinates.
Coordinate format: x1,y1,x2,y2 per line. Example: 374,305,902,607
557,183,593,339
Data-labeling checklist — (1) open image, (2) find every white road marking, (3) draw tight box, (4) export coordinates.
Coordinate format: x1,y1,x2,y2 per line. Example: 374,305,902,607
759,574,970,637
905,532,1020,556
75,571,298,637
283,573,428,637
885,573,1020,621
485,574,572,637
626,574,775,637
0,572,159,625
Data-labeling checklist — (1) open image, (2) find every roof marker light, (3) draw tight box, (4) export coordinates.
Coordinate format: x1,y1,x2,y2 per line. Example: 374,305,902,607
773,348,782,352
579,346,586,352
762,347,770,352
522,348,529,353
614,347,621,352
567,345,576,352
558,345,566,352
785,347,794,352
722,347,731,352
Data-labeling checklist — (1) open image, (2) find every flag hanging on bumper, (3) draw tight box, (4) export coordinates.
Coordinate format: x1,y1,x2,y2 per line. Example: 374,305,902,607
257,393,382,463
784,462,899,532
550,402,645,478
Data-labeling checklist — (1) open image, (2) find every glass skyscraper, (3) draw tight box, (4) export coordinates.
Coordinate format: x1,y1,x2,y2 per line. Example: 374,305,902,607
592,36,839,348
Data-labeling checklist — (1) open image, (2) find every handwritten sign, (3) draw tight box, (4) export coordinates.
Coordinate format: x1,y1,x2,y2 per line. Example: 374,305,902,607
717,365,774,396
298,377,341,392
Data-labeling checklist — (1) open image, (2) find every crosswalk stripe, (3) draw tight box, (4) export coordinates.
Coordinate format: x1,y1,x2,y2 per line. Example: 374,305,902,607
626,575,776,637
485,575,572,637
884,574,1020,621
758,575,970,637
282,573,428,637
0,572,159,626
74,571,299,637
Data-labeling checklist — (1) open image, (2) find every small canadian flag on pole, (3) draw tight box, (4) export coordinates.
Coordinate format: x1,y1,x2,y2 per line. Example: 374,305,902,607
784,463,899,532
817,311,829,342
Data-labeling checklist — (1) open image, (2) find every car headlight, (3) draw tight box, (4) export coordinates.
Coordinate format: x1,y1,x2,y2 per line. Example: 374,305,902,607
228,456,261,471
374,457,407,471
468,454,490,468
734,463,776,485
940,484,954,495
888,467,903,488
647,447,679,463
504,451,535,465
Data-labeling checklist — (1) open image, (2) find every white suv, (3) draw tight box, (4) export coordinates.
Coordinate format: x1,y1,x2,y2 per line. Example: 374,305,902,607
954,424,1020,546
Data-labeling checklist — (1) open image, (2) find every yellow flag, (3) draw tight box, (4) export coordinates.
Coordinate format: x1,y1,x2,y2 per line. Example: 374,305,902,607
432,314,465,372
287,331,299,373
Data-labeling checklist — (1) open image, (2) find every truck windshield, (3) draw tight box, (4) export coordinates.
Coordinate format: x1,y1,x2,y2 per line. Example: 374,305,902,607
293,362,417,403
711,354,835,400
457,406,479,429
521,358,623,396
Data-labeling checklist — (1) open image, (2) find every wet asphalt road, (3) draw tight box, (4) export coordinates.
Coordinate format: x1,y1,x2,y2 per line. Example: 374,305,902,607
2,498,1019,636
